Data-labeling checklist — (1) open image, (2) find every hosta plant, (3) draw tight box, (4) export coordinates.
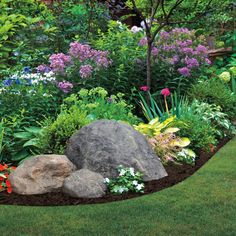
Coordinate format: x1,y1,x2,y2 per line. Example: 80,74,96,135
0,164,16,193
105,166,145,194
148,128,196,165
134,117,195,165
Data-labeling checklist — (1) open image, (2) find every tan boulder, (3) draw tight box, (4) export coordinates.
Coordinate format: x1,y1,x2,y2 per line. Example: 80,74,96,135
9,155,76,195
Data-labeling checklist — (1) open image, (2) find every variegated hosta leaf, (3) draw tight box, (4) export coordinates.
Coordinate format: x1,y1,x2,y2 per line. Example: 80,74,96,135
171,137,190,147
183,148,196,158
163,127,180,134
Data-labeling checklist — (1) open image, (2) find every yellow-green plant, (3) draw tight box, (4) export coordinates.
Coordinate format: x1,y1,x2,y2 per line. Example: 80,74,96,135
134,116,196,165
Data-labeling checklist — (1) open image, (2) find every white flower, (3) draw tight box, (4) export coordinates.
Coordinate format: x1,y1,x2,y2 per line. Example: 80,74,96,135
118,186,125,193
132,180,138,186
104,178,110,184
119,169,126,176
130,26,143,33
129,167,135,176
136,183,144,191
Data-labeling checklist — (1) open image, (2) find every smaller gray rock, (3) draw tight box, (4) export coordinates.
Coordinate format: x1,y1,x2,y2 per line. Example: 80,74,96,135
63,169,106,198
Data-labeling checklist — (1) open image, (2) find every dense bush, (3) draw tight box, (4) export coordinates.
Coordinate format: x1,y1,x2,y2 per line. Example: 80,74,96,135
188,79,236,120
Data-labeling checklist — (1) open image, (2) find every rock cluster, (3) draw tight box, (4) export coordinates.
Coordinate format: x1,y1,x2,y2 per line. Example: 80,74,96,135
10,120,167,198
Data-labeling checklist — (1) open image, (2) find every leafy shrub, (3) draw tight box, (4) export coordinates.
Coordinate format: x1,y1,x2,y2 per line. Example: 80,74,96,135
188,79,236,120
48,0,110,46
62,87,141,125
39,107,89,154
189,100,236,138
175,112,217,152
105,166,145,194
0,0,56,71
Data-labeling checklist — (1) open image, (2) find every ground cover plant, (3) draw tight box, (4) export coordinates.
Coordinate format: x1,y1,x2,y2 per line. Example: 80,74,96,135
0,0,235,217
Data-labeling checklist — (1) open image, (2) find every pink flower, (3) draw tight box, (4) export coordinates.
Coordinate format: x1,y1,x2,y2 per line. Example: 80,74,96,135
140,86,149,91
161,88,171,96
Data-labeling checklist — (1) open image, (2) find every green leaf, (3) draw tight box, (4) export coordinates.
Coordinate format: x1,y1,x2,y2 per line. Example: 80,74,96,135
14,132,33,139
23,138,39,147
12,150,29,161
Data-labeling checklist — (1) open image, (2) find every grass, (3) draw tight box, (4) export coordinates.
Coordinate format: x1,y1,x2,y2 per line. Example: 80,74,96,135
0,138,235,236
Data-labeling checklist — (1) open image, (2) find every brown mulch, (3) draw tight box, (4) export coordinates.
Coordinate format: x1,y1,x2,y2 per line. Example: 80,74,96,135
0,138,230,206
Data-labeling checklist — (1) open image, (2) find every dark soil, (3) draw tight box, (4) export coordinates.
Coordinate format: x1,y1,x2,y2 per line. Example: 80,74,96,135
0,138,230,206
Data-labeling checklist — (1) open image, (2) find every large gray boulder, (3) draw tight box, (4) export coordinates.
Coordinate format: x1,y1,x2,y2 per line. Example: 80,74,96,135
63,169,106,198
66,120,167,181
9,155,76,195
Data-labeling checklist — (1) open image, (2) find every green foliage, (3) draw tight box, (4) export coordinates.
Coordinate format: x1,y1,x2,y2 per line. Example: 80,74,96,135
39,107,89,155
47,0,110,50
174,110,217,152
0,0,55,71
139,91,187,122
63,87,141,125
190,100,236,138
105,166,145,194
92,21,146,100
188,79,236,120
13,126,43,162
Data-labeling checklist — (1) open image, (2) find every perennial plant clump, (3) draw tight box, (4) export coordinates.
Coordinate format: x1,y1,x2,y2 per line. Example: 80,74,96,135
105,166,145,194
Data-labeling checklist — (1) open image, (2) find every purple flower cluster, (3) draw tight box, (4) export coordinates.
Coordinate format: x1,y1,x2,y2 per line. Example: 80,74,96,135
151,28,211,77
185,57,199,68
79,65,93,79
36,41,112,85
69,42,111,68
58,81,73,93
49,53,71,72
178,67,191,77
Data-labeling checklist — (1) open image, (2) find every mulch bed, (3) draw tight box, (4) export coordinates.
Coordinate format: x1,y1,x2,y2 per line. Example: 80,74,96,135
0,138,231,206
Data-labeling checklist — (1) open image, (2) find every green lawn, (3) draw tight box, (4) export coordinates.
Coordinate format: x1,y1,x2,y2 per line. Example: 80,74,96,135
0,138,235,236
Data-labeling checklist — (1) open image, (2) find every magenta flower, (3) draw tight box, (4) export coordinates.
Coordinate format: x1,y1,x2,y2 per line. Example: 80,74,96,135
58,81,73,93
161,88,171,97
178,67,191,77
140,86,149,91
79,65,93,79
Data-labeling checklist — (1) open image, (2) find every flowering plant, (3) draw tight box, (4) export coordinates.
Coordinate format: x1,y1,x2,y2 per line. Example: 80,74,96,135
37,41,112,91
0,164,16,193
104,166,145,194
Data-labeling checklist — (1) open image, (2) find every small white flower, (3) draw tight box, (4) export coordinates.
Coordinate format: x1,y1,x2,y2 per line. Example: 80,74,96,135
132,180,138,186
104,177,110,184
130,26,143,33
119,169,126,176
136,183,144,191
118,186,125,193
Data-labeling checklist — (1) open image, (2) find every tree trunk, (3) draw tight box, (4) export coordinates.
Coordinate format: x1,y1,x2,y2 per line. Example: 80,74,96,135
147,42,152,90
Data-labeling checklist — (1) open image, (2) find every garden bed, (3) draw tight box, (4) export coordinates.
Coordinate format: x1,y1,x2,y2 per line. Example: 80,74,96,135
0,137,230,206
